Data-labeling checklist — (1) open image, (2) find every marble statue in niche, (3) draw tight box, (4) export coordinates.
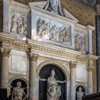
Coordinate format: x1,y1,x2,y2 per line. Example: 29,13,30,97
49,25,59,42
10,12,27,40
37,18,49,38
47,69,61,100
76,87,85,100
44,0,64,16
12,81,27,100
59,27,71,43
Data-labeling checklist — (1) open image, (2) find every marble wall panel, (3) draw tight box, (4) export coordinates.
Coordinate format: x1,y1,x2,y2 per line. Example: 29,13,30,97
76,63,87,82
9,50,28,74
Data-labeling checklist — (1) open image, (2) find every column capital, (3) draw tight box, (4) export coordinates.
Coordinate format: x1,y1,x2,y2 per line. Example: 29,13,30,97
27,48,39,61
0,47,11,57
70,61,77,69
87,61,95,71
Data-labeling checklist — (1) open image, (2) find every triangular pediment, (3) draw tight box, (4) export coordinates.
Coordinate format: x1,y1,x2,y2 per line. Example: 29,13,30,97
29,1,78,23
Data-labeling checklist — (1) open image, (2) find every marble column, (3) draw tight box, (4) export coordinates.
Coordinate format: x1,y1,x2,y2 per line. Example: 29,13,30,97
87,25,95,54
0,47,11,89
87,61,94,94
27,50,39,100
70,61,77,100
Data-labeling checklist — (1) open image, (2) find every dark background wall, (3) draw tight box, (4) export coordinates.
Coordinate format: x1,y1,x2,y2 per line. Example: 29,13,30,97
96,15,100,92
0,0,3,32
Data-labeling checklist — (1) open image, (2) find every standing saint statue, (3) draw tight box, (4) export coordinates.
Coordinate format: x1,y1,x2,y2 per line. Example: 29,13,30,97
12,82,27,100
47,69,61,100
77,87,85,100
44,0,64,16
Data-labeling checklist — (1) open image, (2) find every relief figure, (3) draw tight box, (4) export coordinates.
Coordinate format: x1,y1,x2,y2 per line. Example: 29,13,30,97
59,27,71,43
10,15,17,33
10,13,27,40
37,18,49,37
75,33,81,50
49,25,59,41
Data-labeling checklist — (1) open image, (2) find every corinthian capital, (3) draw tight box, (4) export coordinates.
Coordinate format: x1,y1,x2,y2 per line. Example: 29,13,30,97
87,61,95,71
70,61,77,69
26,48,38,61
0,47,11,57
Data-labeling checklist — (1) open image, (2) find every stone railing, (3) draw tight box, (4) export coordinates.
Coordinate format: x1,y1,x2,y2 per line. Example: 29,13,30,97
82,93,100,100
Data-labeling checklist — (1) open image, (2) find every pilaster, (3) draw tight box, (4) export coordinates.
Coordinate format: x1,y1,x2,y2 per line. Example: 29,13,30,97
0,47,11,88
70,61,77,100
27,48,39,100
87,61,94,94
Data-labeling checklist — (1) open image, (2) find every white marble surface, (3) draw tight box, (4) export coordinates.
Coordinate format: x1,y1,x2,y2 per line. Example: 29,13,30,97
10,49,28,74
76,63,87,82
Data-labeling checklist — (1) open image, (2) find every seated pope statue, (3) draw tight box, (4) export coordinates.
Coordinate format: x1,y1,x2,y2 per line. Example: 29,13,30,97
47,69,61,100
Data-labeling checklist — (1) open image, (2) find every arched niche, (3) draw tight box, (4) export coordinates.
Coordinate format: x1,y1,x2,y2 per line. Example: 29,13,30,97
8,78,27,100
76,86,86,100
39,64,66,100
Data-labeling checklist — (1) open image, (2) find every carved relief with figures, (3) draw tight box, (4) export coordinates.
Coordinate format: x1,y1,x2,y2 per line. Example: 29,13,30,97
10,12,27,40
75,33,86,52
36,17,72,46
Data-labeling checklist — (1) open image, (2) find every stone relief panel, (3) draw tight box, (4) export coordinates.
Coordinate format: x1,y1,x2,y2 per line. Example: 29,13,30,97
10,12,27,40
76,63,87,82
32,16,72,47
75,33,86,52
10,50,28,74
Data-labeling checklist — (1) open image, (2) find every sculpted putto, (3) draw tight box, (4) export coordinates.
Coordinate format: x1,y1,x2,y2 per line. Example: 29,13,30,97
47,70,61,100
44,0,64,16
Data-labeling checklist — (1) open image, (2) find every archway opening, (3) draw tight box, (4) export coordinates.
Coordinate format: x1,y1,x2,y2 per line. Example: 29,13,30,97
39,64,66,100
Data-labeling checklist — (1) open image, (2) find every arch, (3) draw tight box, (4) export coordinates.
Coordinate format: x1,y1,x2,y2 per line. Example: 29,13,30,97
75,83,87,93
9,77,28,87
36,60,70,82
8,77,28,100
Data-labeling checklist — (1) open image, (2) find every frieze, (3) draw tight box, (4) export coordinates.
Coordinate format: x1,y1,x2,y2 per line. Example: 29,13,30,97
0,33,98,63
33,17,72,47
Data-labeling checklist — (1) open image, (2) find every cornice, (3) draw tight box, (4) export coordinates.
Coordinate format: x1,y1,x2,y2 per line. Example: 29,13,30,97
0,33,98,63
